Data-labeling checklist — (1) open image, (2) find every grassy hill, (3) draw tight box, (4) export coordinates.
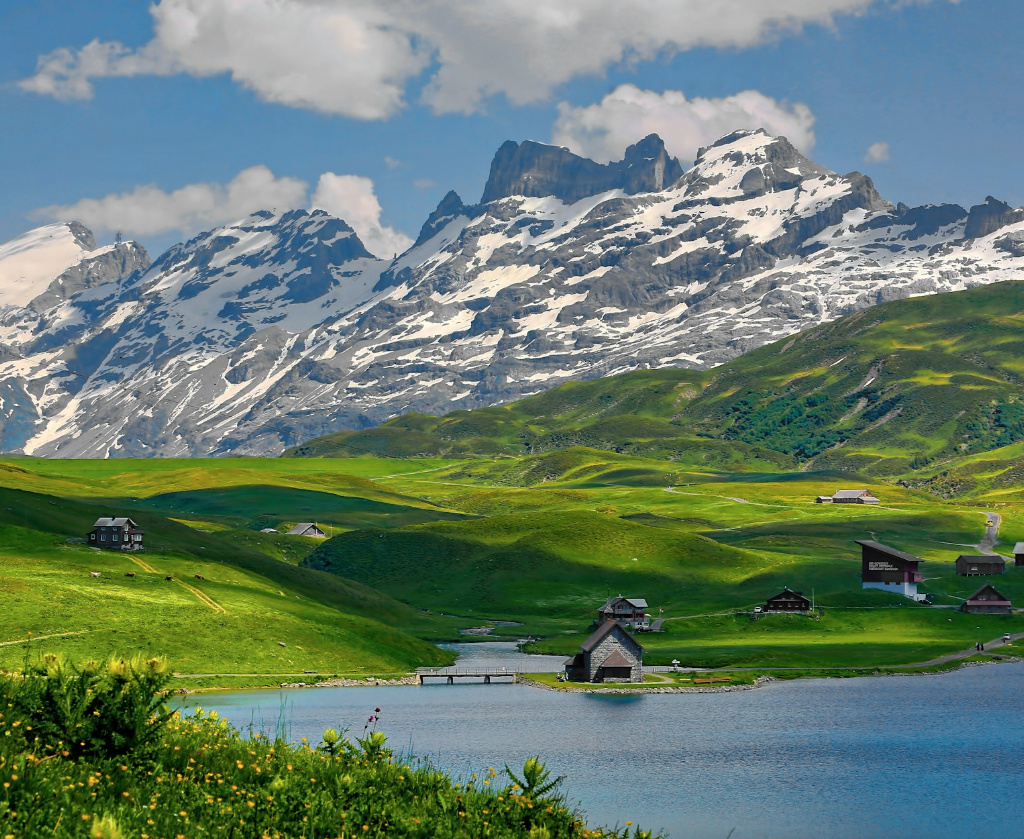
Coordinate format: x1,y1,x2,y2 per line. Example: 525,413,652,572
288,281,1024,495
0,459,466,684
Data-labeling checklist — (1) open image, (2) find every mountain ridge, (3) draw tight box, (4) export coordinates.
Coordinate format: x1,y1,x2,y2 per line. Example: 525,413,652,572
3,129,1024,457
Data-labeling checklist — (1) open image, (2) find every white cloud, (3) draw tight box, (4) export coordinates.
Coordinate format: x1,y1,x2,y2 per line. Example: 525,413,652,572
413,179,437,190
33,167,412,259
865,141,891,163
19,0,946,117
383,156,403,169
310,173,413,258
32,166,309,239
552,85,816,164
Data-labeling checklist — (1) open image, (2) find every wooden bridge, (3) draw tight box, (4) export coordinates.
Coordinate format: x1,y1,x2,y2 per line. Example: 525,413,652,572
415,667,525,685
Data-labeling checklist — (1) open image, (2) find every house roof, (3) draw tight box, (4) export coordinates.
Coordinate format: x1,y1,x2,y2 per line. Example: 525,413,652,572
1014,542,1024,555
834,489,872,498
600,596,648,611
600,650,635,668
965,583,1011,605
855,540,923,565
580,619,644,654
92,517,137,528
564,653,584,666
287,523,323,535
768,587,809,601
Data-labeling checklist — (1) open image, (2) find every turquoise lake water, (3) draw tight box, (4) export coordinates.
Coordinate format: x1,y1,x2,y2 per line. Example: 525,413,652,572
188,647,1024,839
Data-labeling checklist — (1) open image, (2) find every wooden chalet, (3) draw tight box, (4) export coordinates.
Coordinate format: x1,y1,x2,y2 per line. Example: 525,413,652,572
596,596,649,629
88,517,144,551
1013,542,1024,568
856,540,925,601
832,489,880,504
815,495,834,504
764,588,811,612
961,583,1012,615
287,523,327,538
955,554,1005,576
564,620,643,683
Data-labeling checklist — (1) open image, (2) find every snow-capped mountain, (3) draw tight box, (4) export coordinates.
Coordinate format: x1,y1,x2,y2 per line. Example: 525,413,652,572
4,129,1024,457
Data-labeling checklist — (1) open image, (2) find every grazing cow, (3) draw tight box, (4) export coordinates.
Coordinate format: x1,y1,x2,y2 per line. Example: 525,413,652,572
165,576,173,581
89,571,101,578
194,573,205,580
125,571,136,578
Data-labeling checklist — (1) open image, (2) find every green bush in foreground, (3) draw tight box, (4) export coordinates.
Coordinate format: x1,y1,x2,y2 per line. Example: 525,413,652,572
0,656,655,838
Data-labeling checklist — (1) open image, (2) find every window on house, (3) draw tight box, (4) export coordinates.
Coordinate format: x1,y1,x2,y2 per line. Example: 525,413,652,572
89,533,95,540
100,534,106,541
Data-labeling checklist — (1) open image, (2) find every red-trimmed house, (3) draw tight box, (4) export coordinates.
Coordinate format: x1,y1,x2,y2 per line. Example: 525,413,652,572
961,583,1012,615
596,596,649,629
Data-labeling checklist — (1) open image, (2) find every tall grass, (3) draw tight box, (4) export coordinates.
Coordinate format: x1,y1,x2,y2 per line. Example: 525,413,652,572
0,656,656,838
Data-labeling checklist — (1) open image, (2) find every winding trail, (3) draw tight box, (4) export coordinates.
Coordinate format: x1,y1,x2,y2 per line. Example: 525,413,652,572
0,630,96,647
128,555,227,614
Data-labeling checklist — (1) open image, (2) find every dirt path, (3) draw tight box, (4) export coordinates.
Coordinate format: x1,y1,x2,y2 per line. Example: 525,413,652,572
0,629,97,647
128,556,227,614
976,511,1003,555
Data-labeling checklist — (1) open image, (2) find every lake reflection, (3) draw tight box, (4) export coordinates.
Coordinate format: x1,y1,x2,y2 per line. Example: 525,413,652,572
188,659,1024,839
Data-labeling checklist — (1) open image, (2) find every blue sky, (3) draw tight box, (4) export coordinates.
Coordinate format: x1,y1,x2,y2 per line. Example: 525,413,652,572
1,0,1022,258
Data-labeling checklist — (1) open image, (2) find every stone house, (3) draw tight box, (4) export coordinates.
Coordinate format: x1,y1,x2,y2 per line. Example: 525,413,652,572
564,620,643,683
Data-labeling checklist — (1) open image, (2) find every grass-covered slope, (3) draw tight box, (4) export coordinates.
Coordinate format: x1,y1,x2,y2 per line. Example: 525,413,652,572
288,281,1024,492
0,460,463,681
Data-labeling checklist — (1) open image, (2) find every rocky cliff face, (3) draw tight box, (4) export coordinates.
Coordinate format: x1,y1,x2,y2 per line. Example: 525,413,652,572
3,129,1024,457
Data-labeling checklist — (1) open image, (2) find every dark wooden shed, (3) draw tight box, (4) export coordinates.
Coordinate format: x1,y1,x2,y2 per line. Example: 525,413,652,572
955,554,1005,576
1013,542,1024,568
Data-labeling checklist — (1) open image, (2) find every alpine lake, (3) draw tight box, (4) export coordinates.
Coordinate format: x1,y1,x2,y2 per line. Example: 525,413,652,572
187,641,1024,839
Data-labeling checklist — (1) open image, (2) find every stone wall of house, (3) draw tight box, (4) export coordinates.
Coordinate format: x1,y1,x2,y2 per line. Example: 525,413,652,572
585,628,642,683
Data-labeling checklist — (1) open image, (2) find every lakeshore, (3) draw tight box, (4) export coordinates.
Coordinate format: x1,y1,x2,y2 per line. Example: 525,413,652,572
188,659,1024,839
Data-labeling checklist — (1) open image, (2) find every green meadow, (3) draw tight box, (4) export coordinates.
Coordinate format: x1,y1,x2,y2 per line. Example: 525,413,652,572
3,444,1023,683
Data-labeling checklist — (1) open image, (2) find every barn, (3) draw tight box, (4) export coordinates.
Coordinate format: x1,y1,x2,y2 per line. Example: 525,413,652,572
955,555,1005,576
287,523,327,538
961,583,1012,615
833,489,880,504
1013,542,1024,568
564,620,643,683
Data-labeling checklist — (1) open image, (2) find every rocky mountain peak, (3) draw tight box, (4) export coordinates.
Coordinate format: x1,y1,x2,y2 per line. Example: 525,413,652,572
963,195,1024,239
479,135,683,205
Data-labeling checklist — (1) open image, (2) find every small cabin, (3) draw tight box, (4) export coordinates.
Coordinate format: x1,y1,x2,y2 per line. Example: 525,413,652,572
564,620,643,683
596,596,649,629
857,539,926,601
815,495,833,504
955,554,1005,576
287,523,327,538
1013,542,1024,568
88,517,144,551
832,489,880,504
961,583,1012,615
764,588,811,612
